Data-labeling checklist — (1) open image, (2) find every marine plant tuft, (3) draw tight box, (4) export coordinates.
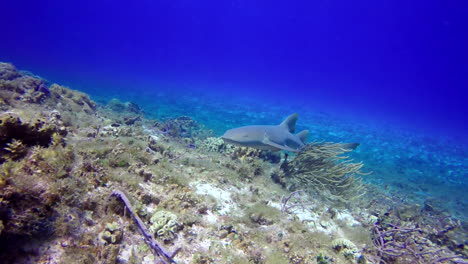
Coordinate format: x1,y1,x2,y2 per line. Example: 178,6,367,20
284,142,369,204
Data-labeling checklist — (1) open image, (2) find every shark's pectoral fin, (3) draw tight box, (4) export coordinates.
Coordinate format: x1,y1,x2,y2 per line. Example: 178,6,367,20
262,138,299,152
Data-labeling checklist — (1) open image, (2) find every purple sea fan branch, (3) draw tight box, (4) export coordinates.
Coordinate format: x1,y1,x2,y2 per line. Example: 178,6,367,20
370,220,467,264
280,190,314,214
110,190,180,264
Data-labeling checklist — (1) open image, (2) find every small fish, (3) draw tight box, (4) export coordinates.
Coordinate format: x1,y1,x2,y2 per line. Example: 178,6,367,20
221,113,309,152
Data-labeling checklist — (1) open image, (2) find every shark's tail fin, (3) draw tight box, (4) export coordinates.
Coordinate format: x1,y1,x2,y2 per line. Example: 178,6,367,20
341,142,360,150
279,113,299,133
296,130,309,144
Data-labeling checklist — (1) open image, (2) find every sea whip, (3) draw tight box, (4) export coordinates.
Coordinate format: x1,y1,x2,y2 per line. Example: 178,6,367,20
110,190,180,264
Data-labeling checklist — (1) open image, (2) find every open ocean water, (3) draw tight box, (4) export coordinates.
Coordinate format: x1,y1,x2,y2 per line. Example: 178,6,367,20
1,0,467,262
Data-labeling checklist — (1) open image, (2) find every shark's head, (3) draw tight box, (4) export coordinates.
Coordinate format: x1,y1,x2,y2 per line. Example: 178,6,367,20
221,127,257,146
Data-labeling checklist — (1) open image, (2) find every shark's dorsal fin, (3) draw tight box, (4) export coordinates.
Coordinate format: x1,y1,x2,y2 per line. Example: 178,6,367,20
279,113,299,133
296,130,309,144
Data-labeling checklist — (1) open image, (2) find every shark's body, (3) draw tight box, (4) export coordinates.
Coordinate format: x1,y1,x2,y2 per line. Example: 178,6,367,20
221,113,309,152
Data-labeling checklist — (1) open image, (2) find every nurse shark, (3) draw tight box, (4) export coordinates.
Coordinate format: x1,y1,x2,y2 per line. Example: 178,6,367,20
221,113,309,152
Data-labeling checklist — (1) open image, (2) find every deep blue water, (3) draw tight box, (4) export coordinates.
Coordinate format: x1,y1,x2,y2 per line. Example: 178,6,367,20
1,1,467,217
2,0,468,138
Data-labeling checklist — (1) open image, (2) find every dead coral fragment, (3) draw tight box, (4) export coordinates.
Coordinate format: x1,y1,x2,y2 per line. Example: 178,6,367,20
284,142,369,204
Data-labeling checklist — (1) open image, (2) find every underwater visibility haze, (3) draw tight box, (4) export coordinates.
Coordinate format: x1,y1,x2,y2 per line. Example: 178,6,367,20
0,0,467,263
2,0,468,136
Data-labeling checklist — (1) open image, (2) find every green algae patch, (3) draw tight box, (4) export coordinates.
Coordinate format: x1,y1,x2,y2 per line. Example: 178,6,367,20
243,203,282,226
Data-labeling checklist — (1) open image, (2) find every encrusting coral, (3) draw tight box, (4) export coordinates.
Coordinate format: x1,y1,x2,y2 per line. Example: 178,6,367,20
99,221,123,244
331,238,359,258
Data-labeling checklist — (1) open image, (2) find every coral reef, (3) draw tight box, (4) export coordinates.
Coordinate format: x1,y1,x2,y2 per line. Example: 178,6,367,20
107,98,142,114
0,113,66,162
0,63,49,105
0,62,465,264
231,146,282,163
152,116,213,143
198,136,235,153
104,98,144,126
